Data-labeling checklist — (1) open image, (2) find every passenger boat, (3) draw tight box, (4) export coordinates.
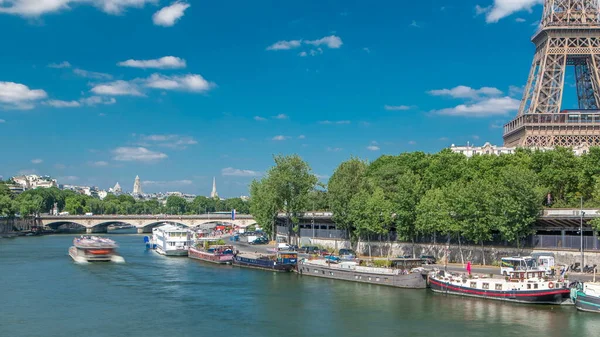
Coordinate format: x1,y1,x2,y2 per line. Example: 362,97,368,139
152,224,193,256
232,251,298,272
571,281,600,313
188,240,234,264
298,258,427,289
429,269,571,305
69,236,125,263
107,224,137,234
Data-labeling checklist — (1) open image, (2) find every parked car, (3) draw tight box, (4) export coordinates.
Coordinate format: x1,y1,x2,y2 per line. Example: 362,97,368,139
249,237,269,245
339,249,356,259
286,245,299,251
420,255,437,265
324,255,341,264
318,249,330,256
299,246,320,254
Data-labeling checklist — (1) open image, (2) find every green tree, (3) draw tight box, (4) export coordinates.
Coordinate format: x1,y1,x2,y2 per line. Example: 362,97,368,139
0,195,16,217
392,171,425,256
348,187,394,258
328,157,368,232
64,196,85,215
249,179,278,237
166,196,187,215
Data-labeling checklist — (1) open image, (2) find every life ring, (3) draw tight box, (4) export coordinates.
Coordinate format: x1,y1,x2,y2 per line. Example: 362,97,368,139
548,282,554,289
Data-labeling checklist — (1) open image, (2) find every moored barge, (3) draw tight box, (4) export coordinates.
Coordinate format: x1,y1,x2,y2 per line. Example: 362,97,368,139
233,251,297,272
69,236,125,263
298,258,427,289
188,241,234,264
571,281,600,313
429,269,571,305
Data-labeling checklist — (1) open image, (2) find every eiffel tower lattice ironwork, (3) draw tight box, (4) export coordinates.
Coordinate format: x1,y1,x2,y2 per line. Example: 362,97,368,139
504,0,600,148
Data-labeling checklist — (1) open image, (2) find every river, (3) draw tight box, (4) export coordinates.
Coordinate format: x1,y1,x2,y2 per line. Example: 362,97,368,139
1,235,598,337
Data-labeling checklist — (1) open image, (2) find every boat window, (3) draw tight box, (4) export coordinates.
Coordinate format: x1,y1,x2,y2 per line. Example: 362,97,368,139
482,283,489,290
534,284,539,289
470,282,477,288
376,278,380,282
527,284,531,290
495,284,502,290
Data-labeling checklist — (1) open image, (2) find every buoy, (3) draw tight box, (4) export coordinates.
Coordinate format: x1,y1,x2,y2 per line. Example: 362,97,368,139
549,282,554,289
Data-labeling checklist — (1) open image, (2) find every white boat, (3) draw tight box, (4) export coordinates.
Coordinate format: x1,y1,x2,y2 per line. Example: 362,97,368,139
69,235,125,263
152,224,192,256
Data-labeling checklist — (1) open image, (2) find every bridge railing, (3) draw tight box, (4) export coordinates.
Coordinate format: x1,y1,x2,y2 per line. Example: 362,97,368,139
533,234,600,251
541,209,600,217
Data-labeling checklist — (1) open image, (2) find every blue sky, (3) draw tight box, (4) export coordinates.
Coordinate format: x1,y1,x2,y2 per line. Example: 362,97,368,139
0,0,560,196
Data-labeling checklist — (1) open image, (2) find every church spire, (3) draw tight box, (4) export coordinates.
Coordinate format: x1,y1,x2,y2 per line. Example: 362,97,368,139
210,176,218,198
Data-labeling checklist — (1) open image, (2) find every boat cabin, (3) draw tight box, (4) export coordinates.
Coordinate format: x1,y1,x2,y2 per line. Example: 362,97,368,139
389,258,423,270
509,270,545,281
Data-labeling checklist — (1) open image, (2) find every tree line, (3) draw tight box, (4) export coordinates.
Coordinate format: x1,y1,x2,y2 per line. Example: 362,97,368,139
0,185,250,217
251,148,600,250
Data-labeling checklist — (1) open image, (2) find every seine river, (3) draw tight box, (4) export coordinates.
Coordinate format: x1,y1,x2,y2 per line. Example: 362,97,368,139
1,235,599,337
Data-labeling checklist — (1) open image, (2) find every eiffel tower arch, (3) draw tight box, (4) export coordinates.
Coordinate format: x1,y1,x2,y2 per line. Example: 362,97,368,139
504,0,600,148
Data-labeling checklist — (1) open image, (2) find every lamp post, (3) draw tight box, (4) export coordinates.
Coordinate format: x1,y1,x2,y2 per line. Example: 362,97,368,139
580,196,585,271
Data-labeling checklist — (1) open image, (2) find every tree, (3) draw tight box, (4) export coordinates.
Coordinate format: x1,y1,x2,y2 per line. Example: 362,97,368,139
166,196,187,215
348,187,394,258
266,155,318,243
17,193,44,217
249,179,278,237
328,157,368,231
64,196,85,215
0,195,16,217
530,147,580,205
392,171,425,256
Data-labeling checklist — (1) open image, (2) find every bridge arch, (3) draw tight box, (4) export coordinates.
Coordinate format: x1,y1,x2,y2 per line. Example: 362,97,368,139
44,221,87,233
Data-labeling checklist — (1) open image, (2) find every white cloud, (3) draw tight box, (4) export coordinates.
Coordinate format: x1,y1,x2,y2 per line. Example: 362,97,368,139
316,174,330,179
298,135,306,139
0,119,5,123
267,35,343,52
267,39,302,51
509,85,524,97
48,61,71,68
298,51,307,57
428,85,503,99
89,161,109,167
221,167,262,177
482,0,543,23
138,134,198,149
0,0,158,17
91,80,144,96
410,20,420,28
73,68,113,80
143,179,193,186
0,81,47,110
472,135,480,140
408,140,417,145
152,1,190,27
80,96,116,106
319,120,351,125
31,158,43,164
112,147,167,162
118,56,186,69
254,116,267,121
515,17,526,22
475,5,491,16
366,145,380,151
305,35,343,49
58,176,79,182
326,147,343,152
432,96,520,117
273,113,288,120
144,73,215,92
363,47,371,53
272,135,289,141
384,105,412,111
44,100,81,108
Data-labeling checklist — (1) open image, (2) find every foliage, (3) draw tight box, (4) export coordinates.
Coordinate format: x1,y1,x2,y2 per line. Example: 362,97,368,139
327,157,368,230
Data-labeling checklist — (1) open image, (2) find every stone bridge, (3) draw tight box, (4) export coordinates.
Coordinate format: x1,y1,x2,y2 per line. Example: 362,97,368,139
37,214,257,233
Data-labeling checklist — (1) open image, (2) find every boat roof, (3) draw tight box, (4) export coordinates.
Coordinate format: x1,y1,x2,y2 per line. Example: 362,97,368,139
154,224,189,232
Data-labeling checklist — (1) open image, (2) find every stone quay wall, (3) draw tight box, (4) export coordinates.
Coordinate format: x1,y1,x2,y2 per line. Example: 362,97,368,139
308,238,600,266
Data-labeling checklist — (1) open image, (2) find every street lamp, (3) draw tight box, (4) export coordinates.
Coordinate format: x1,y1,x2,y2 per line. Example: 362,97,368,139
581,200,585,272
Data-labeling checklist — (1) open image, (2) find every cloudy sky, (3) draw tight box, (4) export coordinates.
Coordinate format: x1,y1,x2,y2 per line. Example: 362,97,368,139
0,0,567,196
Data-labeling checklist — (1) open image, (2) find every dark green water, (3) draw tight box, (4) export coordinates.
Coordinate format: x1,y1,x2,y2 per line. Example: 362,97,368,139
1,235,598,337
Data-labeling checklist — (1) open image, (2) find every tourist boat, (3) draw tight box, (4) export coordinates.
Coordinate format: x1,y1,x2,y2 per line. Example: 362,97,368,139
571,281,600,313
298,258,427,289
69,235,125,263
233,251,298,272
152,224,193,256
107,224,138,234
429,269,571,305
188,239,234,264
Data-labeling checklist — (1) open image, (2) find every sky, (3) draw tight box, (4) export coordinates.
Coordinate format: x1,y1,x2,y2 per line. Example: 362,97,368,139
0,0,568,197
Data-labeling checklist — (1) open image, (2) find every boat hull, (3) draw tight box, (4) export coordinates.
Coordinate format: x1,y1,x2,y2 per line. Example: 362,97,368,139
298,262,427,289
233,256,295,272
69,246,124,263
429,277,570,304
155,247,189,257
573,290,600,313
188,247,233,264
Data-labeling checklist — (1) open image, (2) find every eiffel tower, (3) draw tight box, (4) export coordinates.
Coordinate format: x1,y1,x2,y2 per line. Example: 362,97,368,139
504,0,600,147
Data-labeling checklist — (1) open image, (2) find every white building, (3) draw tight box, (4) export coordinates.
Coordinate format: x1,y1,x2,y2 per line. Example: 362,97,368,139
133,175,143,195
450,142,592,157
12,175,58,190
210,177,218,198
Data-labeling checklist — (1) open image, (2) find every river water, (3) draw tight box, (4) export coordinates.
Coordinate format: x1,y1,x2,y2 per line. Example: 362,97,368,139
1,235,598,337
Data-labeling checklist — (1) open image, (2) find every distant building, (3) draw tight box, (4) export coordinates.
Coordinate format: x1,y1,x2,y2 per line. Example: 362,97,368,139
450,142,592,157
240,195,250,201
112,182,122,194
210,177,218,199
133,175,143,195
97,190,108,200
12,174,58,190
